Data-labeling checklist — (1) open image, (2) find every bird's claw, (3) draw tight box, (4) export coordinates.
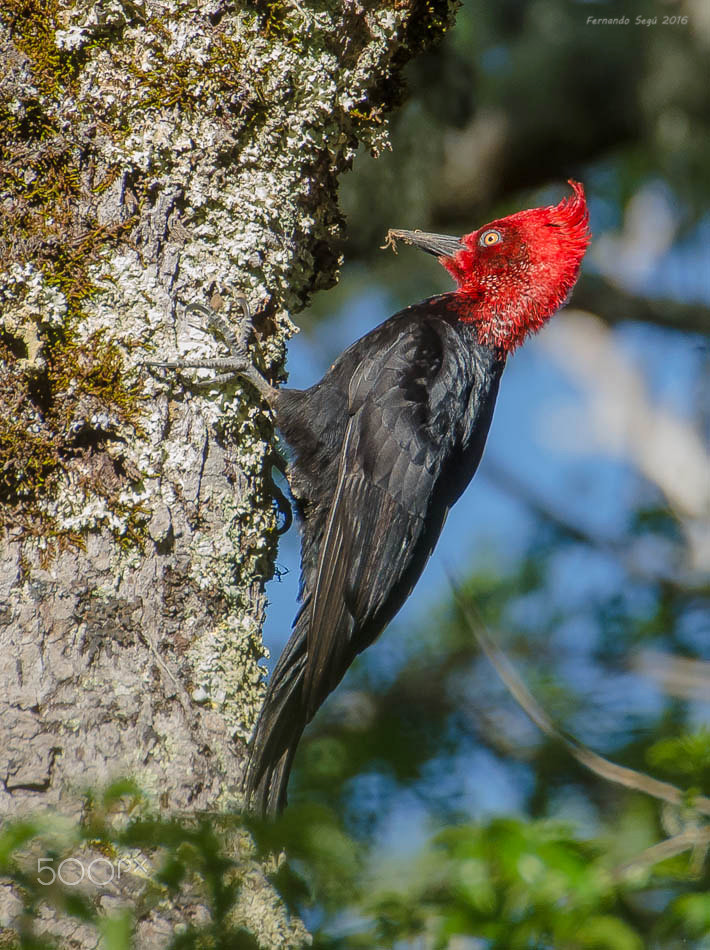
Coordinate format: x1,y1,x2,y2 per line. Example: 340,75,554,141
267,471,293,535
185,294,252,357
144,293,278,405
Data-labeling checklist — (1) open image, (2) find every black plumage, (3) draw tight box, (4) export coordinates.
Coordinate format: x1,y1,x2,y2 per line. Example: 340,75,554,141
243,295,505,815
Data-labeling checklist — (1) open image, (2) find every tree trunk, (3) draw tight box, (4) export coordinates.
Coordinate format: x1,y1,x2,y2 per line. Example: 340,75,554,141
0,0,455,944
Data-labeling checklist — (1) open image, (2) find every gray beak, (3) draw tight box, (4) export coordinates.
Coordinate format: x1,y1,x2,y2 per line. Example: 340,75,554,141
385,229,463,258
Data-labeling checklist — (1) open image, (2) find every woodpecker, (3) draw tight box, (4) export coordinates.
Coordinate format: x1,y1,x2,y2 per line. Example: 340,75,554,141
149,181,591,816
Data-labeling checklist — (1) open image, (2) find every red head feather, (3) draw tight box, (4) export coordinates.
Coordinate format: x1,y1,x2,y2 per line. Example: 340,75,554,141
388,182,591,353
442,180,591,351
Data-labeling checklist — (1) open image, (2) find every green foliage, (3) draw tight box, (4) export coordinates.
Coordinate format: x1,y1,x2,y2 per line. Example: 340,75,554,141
670,894,710,941
647,730,710,784
363,819,641,950
0,782,260,950
249,802,363,910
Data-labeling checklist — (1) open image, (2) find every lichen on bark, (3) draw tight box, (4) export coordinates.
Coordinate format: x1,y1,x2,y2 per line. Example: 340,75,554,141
0,0,456,944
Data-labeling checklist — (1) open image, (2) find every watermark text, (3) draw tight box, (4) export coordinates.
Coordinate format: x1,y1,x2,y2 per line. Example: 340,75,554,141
586,14,689,26
37,856,149,887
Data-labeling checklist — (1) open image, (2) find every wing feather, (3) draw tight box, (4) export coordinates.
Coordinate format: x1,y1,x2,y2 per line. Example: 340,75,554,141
301,320,477,716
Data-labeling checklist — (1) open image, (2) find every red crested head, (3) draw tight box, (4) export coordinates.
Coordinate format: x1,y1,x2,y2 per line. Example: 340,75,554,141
387,180,591,352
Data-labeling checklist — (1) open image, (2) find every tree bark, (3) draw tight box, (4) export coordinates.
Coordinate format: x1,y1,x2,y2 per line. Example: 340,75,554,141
0,0,455,944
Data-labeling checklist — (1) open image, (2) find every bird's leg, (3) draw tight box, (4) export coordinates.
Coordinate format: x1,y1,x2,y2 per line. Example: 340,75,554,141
145,296,279,408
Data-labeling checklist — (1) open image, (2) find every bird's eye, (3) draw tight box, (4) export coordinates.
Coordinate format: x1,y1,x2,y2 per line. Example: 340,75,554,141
480,229,502,247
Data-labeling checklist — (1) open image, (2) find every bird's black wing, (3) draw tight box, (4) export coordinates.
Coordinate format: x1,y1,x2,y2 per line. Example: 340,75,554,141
301,316,484,716
245,306,503,813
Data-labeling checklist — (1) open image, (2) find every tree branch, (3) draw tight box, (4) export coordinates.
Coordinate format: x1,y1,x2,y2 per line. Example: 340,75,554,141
455,592,710,819
575,274,710,337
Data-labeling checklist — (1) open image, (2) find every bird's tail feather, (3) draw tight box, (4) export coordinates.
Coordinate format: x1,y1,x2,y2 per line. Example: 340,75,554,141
243,623,308,817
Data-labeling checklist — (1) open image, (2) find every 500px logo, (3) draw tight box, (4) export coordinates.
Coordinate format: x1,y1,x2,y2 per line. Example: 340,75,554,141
37,856,150,886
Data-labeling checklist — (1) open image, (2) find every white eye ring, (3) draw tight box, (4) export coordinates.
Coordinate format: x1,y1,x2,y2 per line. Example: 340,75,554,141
480,229,502,247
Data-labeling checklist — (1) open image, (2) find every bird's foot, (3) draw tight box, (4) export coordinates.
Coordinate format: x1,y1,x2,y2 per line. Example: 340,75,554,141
145,295,278,406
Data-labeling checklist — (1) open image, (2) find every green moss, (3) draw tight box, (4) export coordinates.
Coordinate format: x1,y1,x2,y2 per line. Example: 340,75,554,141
0,0,134,311
0,326,148,554
0,0,149,555
0,127,133,313
256,0,304,47
1,0,124,91
125,20,254,114
2,0,72,95
128,16,203,111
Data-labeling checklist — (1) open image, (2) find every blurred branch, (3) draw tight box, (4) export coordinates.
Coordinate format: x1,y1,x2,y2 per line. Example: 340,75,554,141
540,311,710,573
614,826,710,881
575,275,710,337
633,650,710,702
455,592,710,819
